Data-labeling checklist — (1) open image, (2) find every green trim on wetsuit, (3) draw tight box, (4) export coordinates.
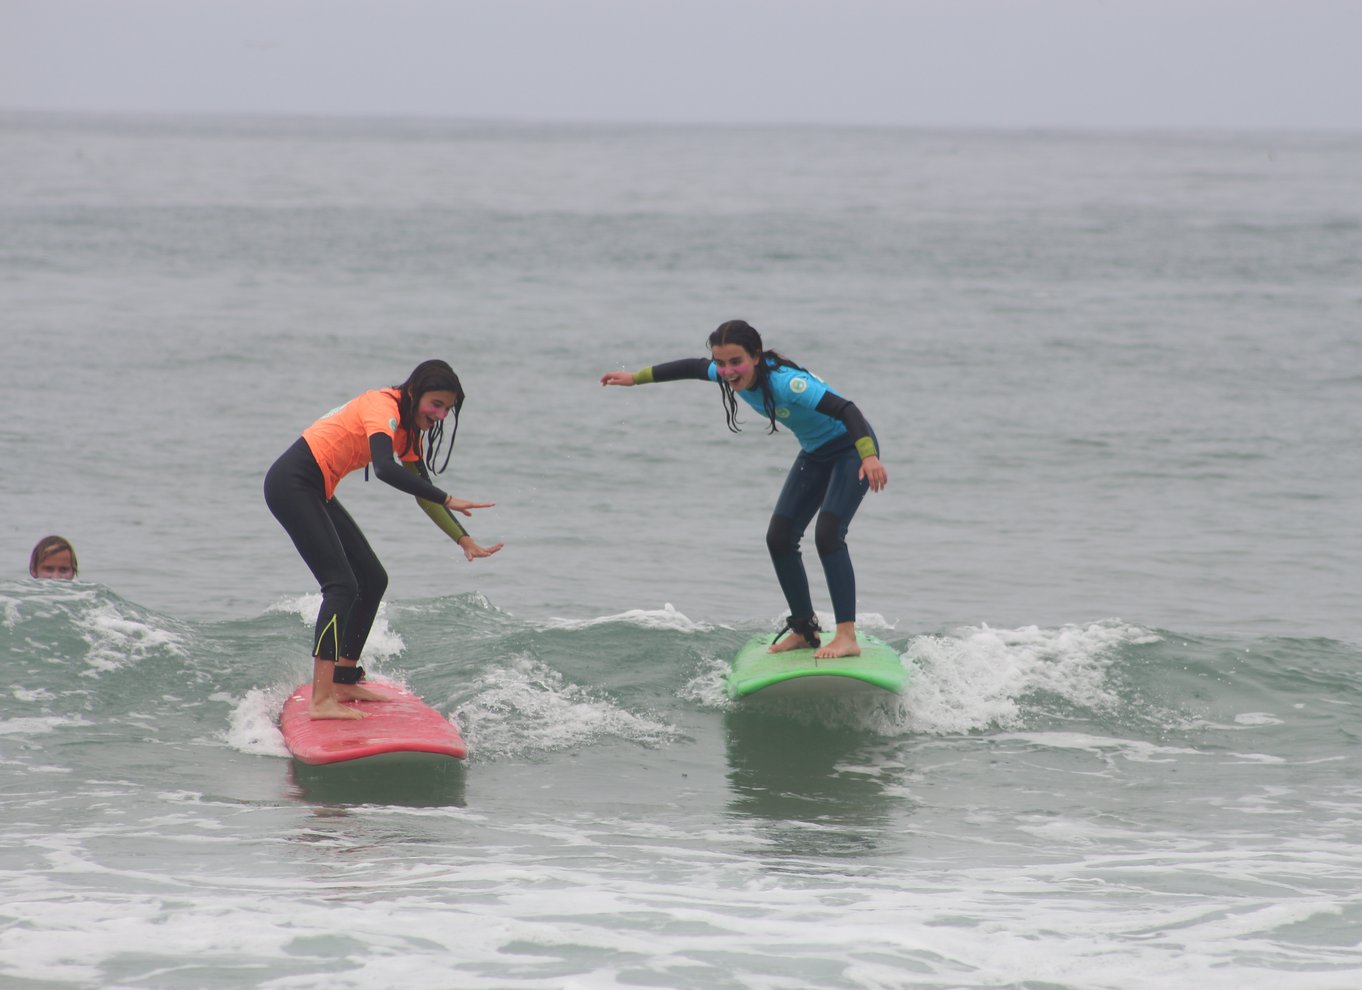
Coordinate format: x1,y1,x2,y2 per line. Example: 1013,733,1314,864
634,367,656,385
314,613,340,662
404,462,469,543
855,436,879,460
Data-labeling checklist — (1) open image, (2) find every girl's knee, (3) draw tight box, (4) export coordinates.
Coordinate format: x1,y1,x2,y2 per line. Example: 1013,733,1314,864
362,563,389,601
814,511,847,557
766,515,797,558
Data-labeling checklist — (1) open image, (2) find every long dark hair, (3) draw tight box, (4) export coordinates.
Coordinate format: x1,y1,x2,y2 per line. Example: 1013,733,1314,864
392,359,464,474
707,320,809,434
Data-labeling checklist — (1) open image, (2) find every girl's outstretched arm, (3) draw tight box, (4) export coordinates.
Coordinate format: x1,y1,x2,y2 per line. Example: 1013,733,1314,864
403,462,505,562
601,359,712,387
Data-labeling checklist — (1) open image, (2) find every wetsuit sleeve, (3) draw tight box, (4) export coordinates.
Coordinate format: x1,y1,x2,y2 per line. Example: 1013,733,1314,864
633,358,713,384
368,434,449,501
404,462,470,543
815,394,879,459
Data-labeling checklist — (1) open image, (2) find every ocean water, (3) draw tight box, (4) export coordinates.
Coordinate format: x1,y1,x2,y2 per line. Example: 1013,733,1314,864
3,112,1362,988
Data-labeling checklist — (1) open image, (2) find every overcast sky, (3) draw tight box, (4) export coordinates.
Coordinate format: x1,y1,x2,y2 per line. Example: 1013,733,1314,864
2,0,1360,131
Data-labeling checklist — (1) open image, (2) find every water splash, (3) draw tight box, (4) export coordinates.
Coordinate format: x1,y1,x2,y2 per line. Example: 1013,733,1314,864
80,602,189,673
540,602,717,634
224,685,291,758
900,619,1161,735
458,654,680,759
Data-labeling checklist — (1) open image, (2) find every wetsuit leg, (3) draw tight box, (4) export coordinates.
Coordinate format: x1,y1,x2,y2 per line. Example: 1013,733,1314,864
264,438,365,662
767,450,834,621
324,497,388,661
813,443,872,624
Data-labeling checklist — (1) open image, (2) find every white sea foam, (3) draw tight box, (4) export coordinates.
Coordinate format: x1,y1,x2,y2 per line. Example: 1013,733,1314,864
0,582,96,629
225,685,292,758
6,821,1361,990
78,602,188,673
541,602,717,633
899,619,1158,735
458,654,680,758
0,714,93,736
679,654,734,708
994,730,1202,764
0,592,20,629
1234,711,1285,726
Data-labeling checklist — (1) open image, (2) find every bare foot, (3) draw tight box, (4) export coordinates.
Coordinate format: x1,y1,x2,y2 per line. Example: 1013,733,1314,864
768,630,819,653
309,698,367,720
814,634,860,659
335,684,389,703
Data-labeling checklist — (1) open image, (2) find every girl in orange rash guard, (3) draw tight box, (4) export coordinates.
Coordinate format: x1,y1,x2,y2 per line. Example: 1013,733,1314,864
264,359,503,720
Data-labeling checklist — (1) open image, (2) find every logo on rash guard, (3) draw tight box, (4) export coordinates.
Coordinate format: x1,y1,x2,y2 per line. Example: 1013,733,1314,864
389,417,398,430
776,407,791,419
790,377,808,394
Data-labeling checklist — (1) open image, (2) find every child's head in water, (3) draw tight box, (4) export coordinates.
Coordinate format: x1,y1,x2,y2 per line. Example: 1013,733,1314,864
30,536,77,580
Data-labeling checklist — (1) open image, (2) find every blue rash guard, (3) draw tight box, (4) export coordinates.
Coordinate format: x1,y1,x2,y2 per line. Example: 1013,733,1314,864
704,359,847,451
638,356,879,460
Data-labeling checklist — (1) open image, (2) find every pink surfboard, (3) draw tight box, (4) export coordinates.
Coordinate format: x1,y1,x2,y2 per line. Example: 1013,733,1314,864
279,680,468,766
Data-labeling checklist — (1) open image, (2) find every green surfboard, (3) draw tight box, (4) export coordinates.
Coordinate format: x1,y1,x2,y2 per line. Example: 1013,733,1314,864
726,631,907,700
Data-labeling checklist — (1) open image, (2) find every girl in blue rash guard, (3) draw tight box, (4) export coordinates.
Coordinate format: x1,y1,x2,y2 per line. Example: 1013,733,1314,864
600,319,888,659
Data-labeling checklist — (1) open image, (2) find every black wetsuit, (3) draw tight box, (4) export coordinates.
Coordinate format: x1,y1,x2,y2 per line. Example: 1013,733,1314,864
263,434,453,662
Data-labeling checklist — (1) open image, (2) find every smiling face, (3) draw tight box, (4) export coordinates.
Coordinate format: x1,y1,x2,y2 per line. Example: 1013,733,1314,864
711,342,761,391
412,389,460,430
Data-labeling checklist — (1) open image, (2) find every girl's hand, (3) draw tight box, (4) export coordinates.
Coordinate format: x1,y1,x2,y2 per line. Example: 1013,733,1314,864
860,456,888,493
444,496,495,516
458,536,504,561
600,371,636,387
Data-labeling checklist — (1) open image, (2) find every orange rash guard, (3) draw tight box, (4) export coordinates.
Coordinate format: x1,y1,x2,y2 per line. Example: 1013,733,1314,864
301,388,422,500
